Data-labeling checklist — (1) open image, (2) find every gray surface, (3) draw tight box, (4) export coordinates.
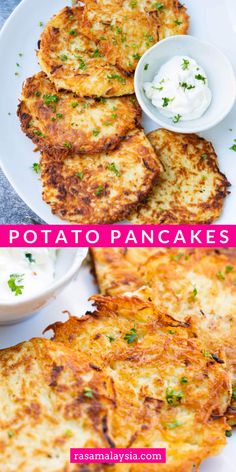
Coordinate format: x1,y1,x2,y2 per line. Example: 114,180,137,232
0,0,44,224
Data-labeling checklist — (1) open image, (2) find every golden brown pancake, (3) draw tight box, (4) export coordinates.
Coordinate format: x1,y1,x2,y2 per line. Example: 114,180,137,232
40,129,161,224
129,129,230,224
18,72,141,158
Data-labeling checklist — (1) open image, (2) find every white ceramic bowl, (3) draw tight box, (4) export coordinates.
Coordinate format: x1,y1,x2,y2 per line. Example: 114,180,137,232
135,35,236,133
0,248,88,325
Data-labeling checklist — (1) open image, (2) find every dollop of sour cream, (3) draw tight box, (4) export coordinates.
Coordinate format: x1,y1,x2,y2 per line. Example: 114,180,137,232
143,56,212,122
0,249,57,302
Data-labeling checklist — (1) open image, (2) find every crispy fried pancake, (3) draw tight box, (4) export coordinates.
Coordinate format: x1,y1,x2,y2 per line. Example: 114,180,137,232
90,248,236,424
129,129,230,224
90,248,163,295
81,1,158,73
18,72,140,157
0,338,113,471
49,295,231,471
81,1,189,73
38,6,134,98
41,129,161,224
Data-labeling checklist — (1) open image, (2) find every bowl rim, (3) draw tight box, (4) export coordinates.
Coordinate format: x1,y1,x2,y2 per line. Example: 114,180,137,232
134,34,236,134
0,248,88,308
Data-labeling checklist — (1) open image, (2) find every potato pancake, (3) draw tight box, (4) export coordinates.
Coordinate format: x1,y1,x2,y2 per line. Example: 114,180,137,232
90,248,163,295
129,129,230,224
81,1,158,73
81,1,189,73
18,72,140,157
38,6,134,98
49,295,231,471
0,338,111,471
41,129,161,224
90,247,236,424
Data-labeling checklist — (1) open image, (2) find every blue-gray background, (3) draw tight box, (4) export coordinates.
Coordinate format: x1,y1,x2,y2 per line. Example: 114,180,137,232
0,0,43,223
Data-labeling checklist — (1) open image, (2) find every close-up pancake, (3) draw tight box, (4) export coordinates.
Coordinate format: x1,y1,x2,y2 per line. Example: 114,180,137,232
41,129,161,224
0,338,111,471
90,247,236,424
38,6,134,98
81,1,159,73
81,0,189,72
90,248,162,295
18,72,141,158
48,294,232,472
129,129,230,224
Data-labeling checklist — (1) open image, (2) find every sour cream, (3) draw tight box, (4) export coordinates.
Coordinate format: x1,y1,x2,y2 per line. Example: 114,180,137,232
143,56,212,122
0,249,57,302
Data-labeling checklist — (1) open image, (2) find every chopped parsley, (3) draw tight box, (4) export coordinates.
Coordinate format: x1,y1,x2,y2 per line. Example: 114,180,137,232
78,57,86,70
107,162,120,176
162,97,174,107
7,431,14,438
201,153,208,160
96,185,104,196
33,130,45,137
92,129,100,137
68,29,77,36
165,420,183,429
106,334,116,343
153,2,164,10
65,429,73,437
225,265,234,274
230,143,236,152
19,53,23,57
195,74,206,84
172,114,181,124
35,91,41,97
25,253,35,263
191,287,198,298
133,53,141,60
124,327,138,344
43,94,59,106
225,430,232,438
107,74,126,84
71,101,79,108
232,387,236,401
130,0,137,8
39,21,43,27
56,113,63,119
181,59,190,70
179,82,195,91
216,271,225,281
144,32,155,44
203,350,211,358
76,172,84,180
16,63,20,67
168,330,175,335
8,273,25,296
83,387,94,399
64,141,72,149
174,19,182,25
171,253,183,262
180,376,188,384
144,63,149,71
92,48,102,58
32,162,41,174
60,54,68,61
166,387,183,406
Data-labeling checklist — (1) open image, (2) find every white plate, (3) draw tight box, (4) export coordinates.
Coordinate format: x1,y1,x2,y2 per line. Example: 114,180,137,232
0,0,236,224
0,262,235,471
